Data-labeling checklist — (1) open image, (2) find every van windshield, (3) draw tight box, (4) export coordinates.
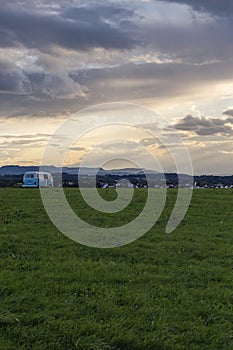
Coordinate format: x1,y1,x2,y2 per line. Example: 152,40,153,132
25,174,38,178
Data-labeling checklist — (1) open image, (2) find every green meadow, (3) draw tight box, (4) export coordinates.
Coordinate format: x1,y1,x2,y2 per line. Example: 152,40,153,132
0,188,233,350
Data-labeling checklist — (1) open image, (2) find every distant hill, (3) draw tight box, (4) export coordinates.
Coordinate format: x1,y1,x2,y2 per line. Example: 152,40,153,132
0,165,158,176
0,165,93,176
0,166,39,176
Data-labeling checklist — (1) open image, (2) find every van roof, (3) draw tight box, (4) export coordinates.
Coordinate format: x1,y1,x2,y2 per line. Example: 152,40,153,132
24,171,39,174
24,171,52,175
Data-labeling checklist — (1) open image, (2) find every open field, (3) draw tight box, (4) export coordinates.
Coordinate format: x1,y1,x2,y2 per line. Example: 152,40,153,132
0,188,233,350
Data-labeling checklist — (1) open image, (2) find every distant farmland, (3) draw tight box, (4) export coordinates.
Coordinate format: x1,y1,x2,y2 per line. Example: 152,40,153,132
0,188,233,350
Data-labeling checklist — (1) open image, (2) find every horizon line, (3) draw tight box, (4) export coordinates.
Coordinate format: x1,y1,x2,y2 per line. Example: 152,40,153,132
0,164,232,177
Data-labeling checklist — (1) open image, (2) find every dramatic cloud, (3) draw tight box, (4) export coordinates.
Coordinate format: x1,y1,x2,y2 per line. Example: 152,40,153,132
0,4,137,51
159,0,233,17
223,109,233,117
40,72,87,99
0,59,87,100
0,0,233,173
1,57,233,117
0,0,233,106
0,60,31,95
174,115,233,136
80,60,233,106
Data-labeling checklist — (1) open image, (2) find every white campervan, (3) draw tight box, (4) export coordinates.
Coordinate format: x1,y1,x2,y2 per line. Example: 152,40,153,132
23,171,54,188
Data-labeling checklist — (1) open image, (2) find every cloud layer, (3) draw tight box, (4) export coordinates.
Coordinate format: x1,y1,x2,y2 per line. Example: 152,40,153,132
0,0,233,105
159,0,233,17
174,115,233,136
0,0,233,173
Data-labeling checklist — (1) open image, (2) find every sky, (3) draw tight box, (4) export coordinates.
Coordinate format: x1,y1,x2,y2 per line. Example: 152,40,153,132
0,0,233,175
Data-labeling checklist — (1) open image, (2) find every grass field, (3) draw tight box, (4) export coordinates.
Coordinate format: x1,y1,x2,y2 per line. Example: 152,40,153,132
0,188,233,350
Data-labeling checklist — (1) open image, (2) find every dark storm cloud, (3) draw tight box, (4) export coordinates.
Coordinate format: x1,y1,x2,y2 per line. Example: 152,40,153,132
1,0,230,63
141,17,233,63
2,58,233,117
0,0,233,116
0,4,137,50
223,109,233,117
159,0,233,17
0,58,87,100
174,115,233,136
0,60,31,94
